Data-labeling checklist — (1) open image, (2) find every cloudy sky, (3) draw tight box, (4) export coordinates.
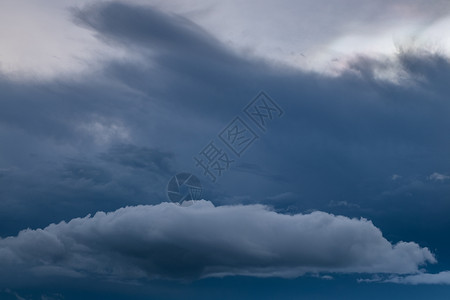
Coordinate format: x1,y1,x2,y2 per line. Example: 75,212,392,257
1,0,450,299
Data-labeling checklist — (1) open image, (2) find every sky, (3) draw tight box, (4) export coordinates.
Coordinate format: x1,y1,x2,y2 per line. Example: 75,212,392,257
0,0,450,299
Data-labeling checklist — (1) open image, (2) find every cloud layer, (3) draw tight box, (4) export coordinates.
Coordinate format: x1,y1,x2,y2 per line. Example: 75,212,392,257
0,200,436,286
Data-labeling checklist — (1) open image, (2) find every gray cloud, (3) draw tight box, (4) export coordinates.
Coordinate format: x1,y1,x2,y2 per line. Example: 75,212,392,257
98,143,174,175
386,271,450,285
0,200,436,286
73,1,227,58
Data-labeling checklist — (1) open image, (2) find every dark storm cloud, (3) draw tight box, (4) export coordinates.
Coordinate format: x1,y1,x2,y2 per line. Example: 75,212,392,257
0,74,139,143
99,144,174,175
62,159,112,185
73,2,227,58
0,3,450,295
0,201,436,286
72,1,275,118
71,1,450,167
0,1,448,217
70,1,450,160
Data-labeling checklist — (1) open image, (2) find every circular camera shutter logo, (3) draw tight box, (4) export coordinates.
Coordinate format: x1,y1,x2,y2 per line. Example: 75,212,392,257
167,173,202,203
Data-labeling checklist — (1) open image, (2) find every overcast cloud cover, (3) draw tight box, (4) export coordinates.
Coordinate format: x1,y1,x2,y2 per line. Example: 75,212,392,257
1,0,450,299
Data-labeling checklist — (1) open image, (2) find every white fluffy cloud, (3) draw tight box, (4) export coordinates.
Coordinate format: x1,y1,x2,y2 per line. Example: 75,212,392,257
0,200,436,284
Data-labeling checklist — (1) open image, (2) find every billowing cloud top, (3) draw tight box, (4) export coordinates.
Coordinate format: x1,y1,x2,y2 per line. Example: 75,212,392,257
0,200,435,285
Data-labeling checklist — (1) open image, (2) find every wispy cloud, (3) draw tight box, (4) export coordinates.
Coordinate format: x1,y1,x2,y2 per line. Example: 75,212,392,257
386,271,450,285
428,172,450,181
